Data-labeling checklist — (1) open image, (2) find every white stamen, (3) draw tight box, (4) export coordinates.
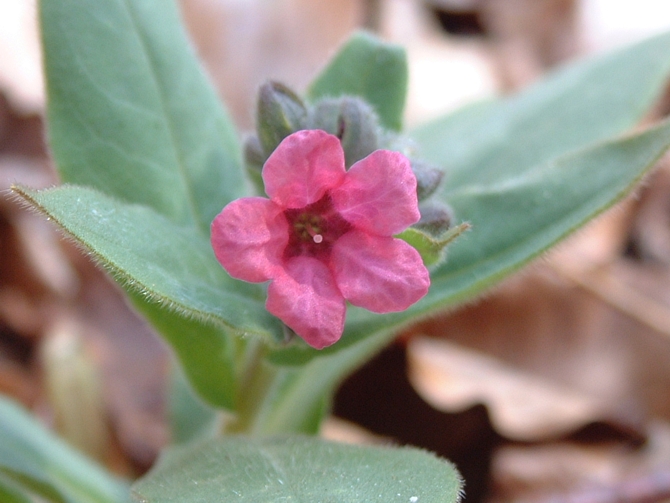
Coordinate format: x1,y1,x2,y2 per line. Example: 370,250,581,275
313,234,323,244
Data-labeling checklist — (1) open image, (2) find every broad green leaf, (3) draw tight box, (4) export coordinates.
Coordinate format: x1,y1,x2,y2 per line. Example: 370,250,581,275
411,30,670,188
307,31,408,131
40,0,245,233
0,395,129,503
12,185,282,342
131,436,462,503
425,119,670,303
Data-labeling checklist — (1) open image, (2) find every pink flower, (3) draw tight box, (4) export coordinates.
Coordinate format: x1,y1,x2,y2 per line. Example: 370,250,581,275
211,130,430,349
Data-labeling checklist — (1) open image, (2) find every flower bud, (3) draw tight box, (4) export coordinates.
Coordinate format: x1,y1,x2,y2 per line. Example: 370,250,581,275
412,160,444,201
256,81,307,156
308,97,379,168
243,135,266,195
380,132,418,158
414,202,453,236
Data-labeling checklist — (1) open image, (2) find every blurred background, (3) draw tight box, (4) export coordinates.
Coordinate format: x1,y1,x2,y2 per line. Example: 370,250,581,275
2,1,670,501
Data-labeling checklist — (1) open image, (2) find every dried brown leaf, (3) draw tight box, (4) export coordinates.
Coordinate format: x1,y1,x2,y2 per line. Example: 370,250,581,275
408,337,613,441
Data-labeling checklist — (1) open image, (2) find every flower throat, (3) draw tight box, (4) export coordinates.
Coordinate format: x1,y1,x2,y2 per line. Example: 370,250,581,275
282,193,352,261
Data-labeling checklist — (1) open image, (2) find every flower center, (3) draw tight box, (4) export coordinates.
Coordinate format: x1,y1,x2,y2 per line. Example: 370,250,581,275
283,194,352,261
293,213,325,243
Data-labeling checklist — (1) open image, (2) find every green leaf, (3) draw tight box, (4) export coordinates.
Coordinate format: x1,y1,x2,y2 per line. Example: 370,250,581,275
426,119,670,302
411,31,670,188
131,436,462,503
0,472,36,503
12,185,282,343
40,0,245,233
167,360,220,444
396,224,470,267
0,395,129,503
130,292,238,410
307,31,408,131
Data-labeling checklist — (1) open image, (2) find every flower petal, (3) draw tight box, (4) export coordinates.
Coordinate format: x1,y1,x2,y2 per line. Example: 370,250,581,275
263,130,346,209
211,197,288,283
332,230,430,313
266,256,346,349
331,150,420,236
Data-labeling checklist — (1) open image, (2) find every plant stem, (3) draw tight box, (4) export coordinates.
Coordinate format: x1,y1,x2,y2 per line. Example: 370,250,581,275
224,339,279,434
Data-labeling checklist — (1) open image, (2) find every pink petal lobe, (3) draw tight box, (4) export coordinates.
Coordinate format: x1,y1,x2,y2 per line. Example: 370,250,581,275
266,257,346,349
263,130,346,209
332,230,430,313
330,150,420,236
211,197,288,283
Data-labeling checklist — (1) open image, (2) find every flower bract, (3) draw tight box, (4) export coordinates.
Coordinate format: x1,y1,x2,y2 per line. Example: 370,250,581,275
211,130,430,349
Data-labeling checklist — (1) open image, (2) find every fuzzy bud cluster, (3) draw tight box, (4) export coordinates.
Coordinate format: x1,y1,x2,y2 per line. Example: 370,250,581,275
245,81,453,239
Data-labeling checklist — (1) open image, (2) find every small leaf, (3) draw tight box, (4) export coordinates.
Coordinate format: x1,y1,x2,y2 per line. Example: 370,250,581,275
307,31,408,131
0,394,129,503
397,224,470,267
131,436,462,503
